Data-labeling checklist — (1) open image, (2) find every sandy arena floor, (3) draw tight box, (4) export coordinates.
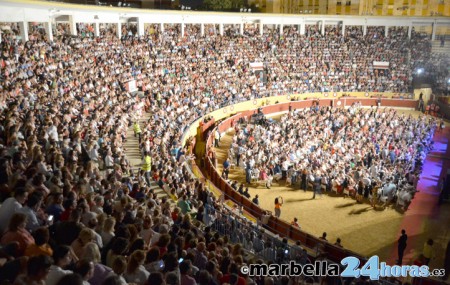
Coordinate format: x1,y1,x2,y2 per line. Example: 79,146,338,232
213,110,450,269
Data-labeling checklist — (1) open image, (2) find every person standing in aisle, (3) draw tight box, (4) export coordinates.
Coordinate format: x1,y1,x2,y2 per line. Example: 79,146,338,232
214,130,220,147
397,229,407,265
142,151,152,187
133,121,141,143
223,157,230,180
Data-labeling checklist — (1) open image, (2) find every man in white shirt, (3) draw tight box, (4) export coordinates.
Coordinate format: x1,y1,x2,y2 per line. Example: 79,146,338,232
46,246,73,285
214,130,220,147
0,188,28,233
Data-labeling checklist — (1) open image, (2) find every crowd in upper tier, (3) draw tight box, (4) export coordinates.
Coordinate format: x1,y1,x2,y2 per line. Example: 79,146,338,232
0,20,448,285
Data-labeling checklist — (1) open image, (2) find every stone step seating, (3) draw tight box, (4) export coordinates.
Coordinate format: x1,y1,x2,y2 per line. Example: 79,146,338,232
431,40,450,54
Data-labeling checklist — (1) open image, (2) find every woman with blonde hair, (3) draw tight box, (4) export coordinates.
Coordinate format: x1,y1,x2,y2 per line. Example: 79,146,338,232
101,217,116,241
83,242,113,285
85,161,96,179
232,243,243,257
140,215,154,247
71,228,95,259
110,256,128,285
124,250,150,285
96,212,107,233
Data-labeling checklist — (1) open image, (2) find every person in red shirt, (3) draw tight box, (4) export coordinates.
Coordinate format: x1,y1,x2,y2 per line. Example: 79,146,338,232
59,199,77,222
171,208,180,222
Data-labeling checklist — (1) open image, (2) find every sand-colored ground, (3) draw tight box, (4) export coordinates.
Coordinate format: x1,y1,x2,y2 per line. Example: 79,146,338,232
213,110,450,270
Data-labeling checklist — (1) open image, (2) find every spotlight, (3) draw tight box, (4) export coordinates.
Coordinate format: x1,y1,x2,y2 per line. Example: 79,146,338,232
417,68,424,75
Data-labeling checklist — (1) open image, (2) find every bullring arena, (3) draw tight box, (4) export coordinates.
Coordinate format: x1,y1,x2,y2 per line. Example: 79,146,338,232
0,1,449,285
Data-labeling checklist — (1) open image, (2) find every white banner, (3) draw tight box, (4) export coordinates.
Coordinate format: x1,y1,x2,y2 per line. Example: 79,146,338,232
250,62,263,71
125,80,138,92
373,61,389,69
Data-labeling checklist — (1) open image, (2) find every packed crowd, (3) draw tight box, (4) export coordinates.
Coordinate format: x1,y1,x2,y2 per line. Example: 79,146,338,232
0,19,447,285
230,104,437,209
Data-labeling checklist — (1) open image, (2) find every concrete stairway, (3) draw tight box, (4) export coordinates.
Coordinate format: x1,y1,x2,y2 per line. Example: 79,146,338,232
431,40,450,55
124,111,169,200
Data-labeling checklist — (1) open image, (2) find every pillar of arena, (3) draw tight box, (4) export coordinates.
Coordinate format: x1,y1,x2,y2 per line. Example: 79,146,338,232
94,22,100,37
431,21,436,40
69,16,77,36
45,22,53,42
19,21,29,42
138,19,144,37
117,22,121,38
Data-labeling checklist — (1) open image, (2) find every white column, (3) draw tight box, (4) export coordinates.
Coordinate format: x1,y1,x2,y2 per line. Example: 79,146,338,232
201,23,204,36
240,23,244,35
69,16,77,36
321,20,325,35
259,22,263,35
219,23,224,36
279,23,283,35
363,24,367,36
45,21,53,42
94,22,100,37
431,22,436,41
408,24,412,39
160,23,164,33
137,19,144,37
300,24,305,35
19,21,29,42
385,26,388,37
342,23,345,36
181,23,185,37
117,22,122,38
